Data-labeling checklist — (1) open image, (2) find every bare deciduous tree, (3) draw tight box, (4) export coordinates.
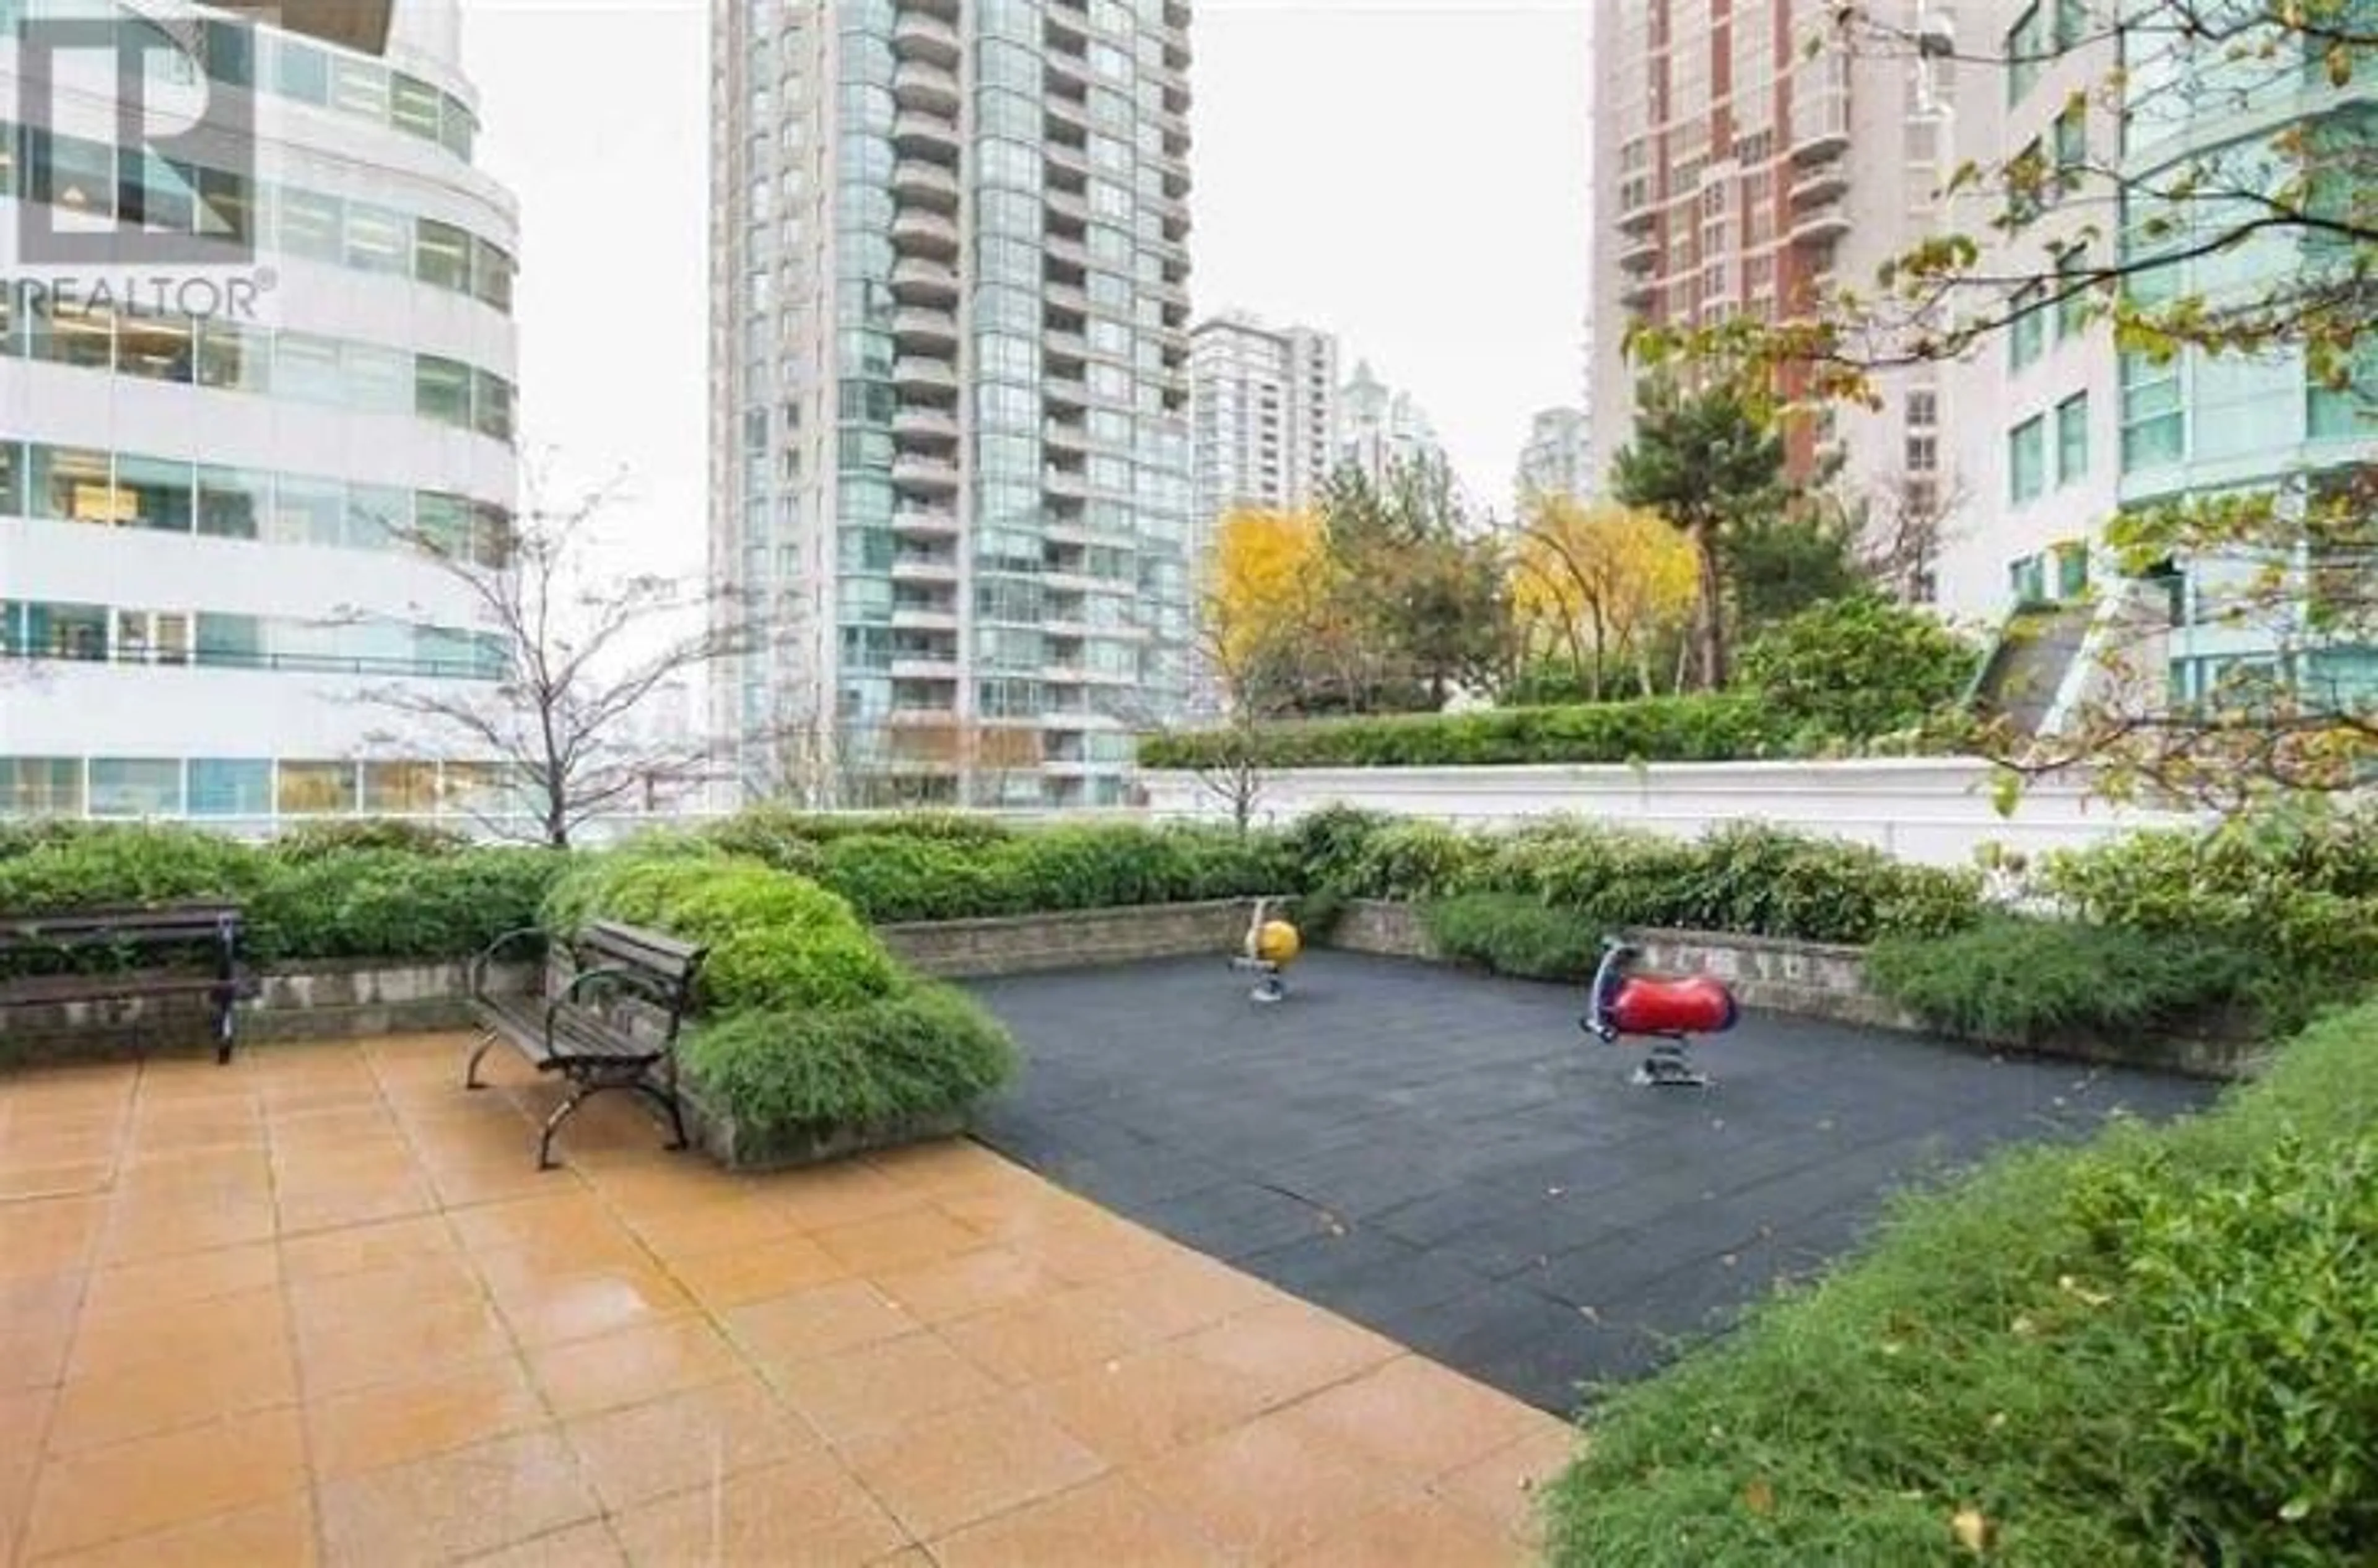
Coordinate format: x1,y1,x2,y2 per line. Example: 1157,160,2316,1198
350,474,770,848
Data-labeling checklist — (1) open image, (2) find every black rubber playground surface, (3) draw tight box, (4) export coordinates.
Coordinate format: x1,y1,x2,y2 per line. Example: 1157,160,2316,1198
968,950,2216,1415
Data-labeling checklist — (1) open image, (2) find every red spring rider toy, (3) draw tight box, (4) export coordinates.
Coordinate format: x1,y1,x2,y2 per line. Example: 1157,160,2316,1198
1580,936,1740,1088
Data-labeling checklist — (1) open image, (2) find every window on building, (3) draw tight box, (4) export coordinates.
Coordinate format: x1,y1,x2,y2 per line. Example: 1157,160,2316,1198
2055,392,2089,484
2008,5,2045,103
277,762,357,816
2008,552,2048,606
2121,352,2185,469
188,759,272,817
2053,100,2087,192
2010,415,2047,503
2054,541,2090,600
2055,246,2091,339
2010,284,2047,370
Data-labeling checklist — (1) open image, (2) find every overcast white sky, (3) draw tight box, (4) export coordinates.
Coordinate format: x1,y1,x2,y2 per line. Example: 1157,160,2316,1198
466,1,1592,580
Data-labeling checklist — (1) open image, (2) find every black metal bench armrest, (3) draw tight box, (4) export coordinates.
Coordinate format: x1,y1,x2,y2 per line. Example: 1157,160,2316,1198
542,965,682,1058
469,927,550,1000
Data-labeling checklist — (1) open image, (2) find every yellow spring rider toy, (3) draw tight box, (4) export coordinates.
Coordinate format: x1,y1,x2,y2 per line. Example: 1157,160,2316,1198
1231,897,1302,1004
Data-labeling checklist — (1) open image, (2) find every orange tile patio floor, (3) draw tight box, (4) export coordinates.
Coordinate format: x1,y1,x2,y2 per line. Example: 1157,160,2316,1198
0,1034,1574,1566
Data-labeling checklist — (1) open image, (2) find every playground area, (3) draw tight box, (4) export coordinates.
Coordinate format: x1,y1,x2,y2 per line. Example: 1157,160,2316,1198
971,949,2217,1413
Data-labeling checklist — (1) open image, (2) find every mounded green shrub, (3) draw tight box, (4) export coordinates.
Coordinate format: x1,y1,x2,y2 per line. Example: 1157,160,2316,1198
1866,917,2258,1046
541,842,1016,1144
541,850,900,1014
1139,693,1802,771
1546,997,2378,1567
681,985,1017,1136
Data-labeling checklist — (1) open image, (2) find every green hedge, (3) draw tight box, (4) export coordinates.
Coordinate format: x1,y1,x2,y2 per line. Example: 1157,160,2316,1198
1544,997,2378,1567
1866,917,2259,1047
1296,816,1983,948
690,817,1296,925
0,825,563,967
1140,694,1800,771
540,844,1014,1138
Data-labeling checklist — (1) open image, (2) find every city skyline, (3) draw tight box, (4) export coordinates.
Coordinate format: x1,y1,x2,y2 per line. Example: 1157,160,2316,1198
463,0,1593,608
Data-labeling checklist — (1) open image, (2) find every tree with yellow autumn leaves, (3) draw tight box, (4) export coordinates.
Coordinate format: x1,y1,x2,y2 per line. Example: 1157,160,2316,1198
1510,496,1700,702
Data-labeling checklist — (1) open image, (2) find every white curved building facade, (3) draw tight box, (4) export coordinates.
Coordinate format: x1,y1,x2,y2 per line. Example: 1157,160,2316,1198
0,0,520,824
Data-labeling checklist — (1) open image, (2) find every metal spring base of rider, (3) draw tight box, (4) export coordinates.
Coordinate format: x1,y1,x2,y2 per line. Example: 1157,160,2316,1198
1230,957,1287,1004
1631,1037,1710,1089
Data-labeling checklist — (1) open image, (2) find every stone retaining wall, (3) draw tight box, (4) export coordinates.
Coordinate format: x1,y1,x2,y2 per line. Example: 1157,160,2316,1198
0,960,533,1067
878,898,1283,978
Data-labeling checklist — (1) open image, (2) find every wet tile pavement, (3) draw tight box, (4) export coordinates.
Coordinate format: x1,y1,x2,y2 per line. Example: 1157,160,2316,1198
0,1032,1569,1566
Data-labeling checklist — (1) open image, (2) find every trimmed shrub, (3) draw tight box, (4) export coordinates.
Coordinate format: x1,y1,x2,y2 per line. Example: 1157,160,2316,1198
1281,804,1399,894
266,819,469,861
1422,893,1604,983
541,851,901,1014
1546,998,2378,1567
242,847,564,965
0,825,264,912
809,822,1291,925
1735,591,1981,741
2029,804,2378,1030
1866,917,2258,1045
1366,821,1984,947
681,985,1017,1136
542,845,1014,1144
0,825,564,967
1139,693,1801,771
697,806,1013,872
1343,821,1491,902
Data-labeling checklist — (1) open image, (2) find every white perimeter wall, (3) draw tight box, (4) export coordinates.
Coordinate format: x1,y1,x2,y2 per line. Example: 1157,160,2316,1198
1142,758,2206,868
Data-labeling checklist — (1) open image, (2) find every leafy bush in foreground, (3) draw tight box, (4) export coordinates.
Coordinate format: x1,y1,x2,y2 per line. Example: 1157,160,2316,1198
541,843,1014,1137
681,985,1017,1136
1866,917,2258,1046
1544,998,2378,1567
541,850,900,1014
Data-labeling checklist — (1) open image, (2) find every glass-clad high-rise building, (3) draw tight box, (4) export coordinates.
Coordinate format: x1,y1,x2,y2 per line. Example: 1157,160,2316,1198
709,0,1195,809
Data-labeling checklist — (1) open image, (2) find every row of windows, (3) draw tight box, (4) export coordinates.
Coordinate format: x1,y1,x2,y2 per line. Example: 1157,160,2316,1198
0,438,509,562
0,756,515,821
0,6,479,161
0,124,515,312
2120,348,2376,473
2008,393,2091,504
0,290,516,442
0,599,508,681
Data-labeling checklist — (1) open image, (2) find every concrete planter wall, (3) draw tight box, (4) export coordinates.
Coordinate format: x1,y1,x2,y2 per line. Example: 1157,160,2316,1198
1324,899,2262,1082
878,898,1286,979
0,959,533,1068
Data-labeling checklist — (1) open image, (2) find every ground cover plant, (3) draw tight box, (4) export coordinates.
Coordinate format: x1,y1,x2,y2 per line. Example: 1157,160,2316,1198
1543,995,2378,1566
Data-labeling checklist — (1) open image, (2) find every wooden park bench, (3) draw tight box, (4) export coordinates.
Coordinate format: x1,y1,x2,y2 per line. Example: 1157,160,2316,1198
465,919,708,1170
0,902,252,1063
